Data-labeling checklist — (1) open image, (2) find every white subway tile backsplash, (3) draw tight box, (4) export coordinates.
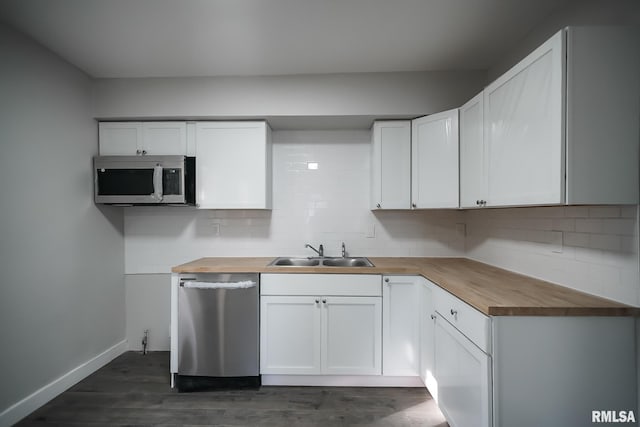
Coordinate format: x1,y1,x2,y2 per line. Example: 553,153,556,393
620,206,637,218
564,206,590,218
551,218,575,232
588,206,621,218
621,236,638,254
564,232,590,248
466,205,639,306
125,130,465,273
602,218,637,236
588,234,622,252
575,218,604,233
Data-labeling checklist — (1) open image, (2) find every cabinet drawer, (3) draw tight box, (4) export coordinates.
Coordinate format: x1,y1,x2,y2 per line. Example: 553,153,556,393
261,274,382,296
433,285,491,354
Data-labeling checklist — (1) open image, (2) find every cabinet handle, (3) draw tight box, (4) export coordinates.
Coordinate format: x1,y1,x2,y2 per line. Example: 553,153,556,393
315,299,320,304
412,203,417,208
450,309,457,316
476,200,480,205
376,203,381,208
384,278,389,283
136,149,142,155
430,314,436,320
322,299,327,304
142,150,147,155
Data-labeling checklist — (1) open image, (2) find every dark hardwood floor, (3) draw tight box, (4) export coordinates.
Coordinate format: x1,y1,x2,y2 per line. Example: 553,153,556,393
17,352,448,426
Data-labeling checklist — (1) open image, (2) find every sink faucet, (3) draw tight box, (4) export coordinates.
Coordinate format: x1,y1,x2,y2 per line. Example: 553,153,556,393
305,243,324,257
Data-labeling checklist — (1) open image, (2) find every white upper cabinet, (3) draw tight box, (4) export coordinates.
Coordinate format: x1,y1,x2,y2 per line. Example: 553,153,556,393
459,92,487,208
99,122,141,155
141,122,188,155
479,26,639,207
195,121,272,209
484,31,565,207
99,122,187,155
411,110,459,209
370,121,411,210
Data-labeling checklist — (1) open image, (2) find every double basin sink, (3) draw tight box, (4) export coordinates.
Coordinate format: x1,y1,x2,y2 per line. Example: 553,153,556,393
268,256,374,268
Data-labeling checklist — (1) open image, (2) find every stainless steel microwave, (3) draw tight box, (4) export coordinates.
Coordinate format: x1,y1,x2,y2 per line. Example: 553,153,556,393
94,155,195,205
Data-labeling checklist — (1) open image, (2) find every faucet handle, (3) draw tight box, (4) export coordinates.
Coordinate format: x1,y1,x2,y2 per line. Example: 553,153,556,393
341,242,346,257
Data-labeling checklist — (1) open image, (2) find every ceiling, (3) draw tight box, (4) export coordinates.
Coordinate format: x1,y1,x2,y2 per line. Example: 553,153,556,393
0,0,572,78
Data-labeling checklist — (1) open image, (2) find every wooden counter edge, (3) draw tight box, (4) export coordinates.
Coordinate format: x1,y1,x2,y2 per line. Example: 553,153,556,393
487,306,640,316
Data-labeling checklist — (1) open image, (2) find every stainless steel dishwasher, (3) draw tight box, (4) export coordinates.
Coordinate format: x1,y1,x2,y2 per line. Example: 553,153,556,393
176,273,259,391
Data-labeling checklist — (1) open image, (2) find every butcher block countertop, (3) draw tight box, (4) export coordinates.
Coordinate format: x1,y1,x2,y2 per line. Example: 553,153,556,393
172,257,639,317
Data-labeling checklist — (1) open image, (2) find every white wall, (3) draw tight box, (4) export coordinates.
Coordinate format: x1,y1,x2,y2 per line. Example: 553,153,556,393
92,71,487,122
0,24,126,423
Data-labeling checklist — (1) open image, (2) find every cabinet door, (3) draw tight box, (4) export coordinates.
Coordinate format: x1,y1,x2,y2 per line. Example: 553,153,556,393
419,279,437,396
411,110,459,208
382,276,419,376
435,316,491,427
371,121,411,209
98,122,142,155
322,296,382,375
459,92,487,208
195,122,272,209
142,122,187,155
484,30,565,206
260,296,321,375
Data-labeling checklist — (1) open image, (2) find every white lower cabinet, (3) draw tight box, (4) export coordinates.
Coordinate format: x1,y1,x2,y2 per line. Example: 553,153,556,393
382,276,420,376
418,277,436,395
430,282,492,427
260,296,322,375
322,296,382,375
434,316,491,427
260,274,382,377
419,279,636,427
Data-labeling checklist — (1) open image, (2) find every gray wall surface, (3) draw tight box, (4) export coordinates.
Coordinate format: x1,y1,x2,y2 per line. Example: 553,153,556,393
488,0,640,80
92,71,487,122
0,24,125,414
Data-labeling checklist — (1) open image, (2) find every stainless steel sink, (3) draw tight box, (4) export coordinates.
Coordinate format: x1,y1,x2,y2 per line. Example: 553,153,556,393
268,257,321,266
268,257,374,267
321,257,374,267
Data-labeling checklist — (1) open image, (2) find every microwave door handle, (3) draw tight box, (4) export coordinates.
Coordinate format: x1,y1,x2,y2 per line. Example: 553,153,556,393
152,164,163,201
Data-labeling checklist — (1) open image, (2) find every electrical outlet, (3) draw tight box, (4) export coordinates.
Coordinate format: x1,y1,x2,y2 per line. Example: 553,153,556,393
365,223,375,238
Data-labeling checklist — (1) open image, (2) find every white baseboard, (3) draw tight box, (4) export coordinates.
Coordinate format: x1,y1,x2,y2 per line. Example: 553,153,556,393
261,374,424,387
0,339,128,427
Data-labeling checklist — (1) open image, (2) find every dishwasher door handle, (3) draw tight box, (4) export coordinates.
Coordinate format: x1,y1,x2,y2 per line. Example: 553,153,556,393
180,280,256,289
